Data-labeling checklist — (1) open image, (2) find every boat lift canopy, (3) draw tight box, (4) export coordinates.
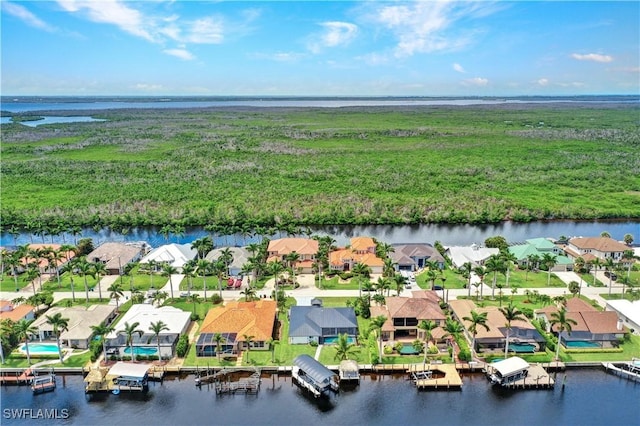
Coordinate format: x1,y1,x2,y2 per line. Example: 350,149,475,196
293,355,336,387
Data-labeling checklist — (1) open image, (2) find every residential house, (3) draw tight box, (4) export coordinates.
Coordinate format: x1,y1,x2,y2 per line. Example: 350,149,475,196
87,242,146,275
444,244,499,268
370,292,446,342
390,243,445,271
536,298,627,348
196,300,277,357
605,299,640,336
139,243,197,272
0,300,35,322
20,243,76,274
288,298,358,344
509,238,573,271
32,304,118,349
450,299,545,354
205,246,250,277
267,238,318,274
106,304,191,359
565,237,630,263
329,237,385,274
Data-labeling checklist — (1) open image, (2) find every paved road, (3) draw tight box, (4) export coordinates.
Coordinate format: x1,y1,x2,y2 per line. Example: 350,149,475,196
1,271,623,309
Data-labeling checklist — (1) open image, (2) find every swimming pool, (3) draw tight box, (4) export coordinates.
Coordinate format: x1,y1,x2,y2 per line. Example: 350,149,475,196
399,345,420,355
123,346,158,356
509,343,536,353
323,336,356,345
20,343,60,355
565,341,600,349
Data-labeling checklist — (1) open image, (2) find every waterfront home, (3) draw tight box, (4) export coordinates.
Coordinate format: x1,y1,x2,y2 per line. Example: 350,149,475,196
535,298,627,348
288,298,358,344
370,292,446,342
605,299,640,335
390,243,445,271
139,243,197,272
196,300,277,357
19,243,77,273
106,304,191,359
508,238,573,271
485,356,530,386
86,242,146,275
267,238,318,274
329,237,385,274
450,299,545,354
564,237,630,262
444,244,499,268
0,300,35,322
205,246,250,277
32,304,117,349
292,354,339,398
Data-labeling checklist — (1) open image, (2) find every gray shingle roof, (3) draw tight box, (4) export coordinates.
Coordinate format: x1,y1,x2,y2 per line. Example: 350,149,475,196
288,306,358,338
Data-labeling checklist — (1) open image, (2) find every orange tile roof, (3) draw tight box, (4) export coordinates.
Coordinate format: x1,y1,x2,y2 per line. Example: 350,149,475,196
267,238,318,256
20,244,76,269
329,248,385,268
200,300,277,342
0,304,35,322
350,237,375,252
569,237,629,253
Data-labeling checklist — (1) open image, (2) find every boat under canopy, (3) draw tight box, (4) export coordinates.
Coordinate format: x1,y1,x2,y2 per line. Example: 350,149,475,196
292,355,339,397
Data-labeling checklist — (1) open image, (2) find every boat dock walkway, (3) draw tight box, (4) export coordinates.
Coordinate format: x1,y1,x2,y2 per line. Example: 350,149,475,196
501,364,556,389
603,362,640,382
409,363,463,390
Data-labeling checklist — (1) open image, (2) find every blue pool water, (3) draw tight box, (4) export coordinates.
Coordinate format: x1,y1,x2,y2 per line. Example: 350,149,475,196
20,343,59,354
399,344,420,355
323,336,356,345
565,341,601,349
508,343,536,353
123,346,158,356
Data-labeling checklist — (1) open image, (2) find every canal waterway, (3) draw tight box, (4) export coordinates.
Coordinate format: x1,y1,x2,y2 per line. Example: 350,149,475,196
2,221,638,249
1,370,638,425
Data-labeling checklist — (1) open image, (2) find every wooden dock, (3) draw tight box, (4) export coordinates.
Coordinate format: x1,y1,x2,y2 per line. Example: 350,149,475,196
339,360,360,383
409,363,463,390
32,375,56,394
0,368,33,386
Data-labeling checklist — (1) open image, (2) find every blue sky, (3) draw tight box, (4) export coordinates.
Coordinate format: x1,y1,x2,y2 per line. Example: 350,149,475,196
1,1,638,96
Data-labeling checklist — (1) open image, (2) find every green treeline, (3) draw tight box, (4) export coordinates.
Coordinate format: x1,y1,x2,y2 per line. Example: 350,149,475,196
1,105,639,232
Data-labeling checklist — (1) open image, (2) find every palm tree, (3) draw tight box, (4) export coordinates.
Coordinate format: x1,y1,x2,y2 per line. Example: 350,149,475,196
501,251,518,288
240,286,257,302
76,258,94,303
181,262,196,296
284,251,301,285
148,320,169,361
352,262,372,298
188,294,201,315
590,258,602,288
392,273,407,296
549,307,578,361
25,264,40,297
152,291,168,307
462,310,490,360
418,319,437,366
45,312,70,363
211,259,226,299
92,261,107,301
499,303,526,358
473,266,486,300
541,253,557,286
219,248,234,276
91,323,115,363
213,333,225,362
568,281,580,297
267,337,280,363
604,258,616,296
197,259,211,299
485,255,503,298
107,282,125,310
442,319,465,362
161,263,178,300
334,333,358,361
369,315,387,364
191,236,214,260
122,262,137,291
13,319,37,365
460,262,473,297
243,334,255,363
267,260,285,304
119,321,144,362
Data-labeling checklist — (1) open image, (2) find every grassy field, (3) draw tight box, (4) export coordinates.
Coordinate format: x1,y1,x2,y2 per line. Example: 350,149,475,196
2,105,639,231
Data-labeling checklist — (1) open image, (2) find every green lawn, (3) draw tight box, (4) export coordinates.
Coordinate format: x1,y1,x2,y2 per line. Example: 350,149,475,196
0,275,31,292
179,276,226,293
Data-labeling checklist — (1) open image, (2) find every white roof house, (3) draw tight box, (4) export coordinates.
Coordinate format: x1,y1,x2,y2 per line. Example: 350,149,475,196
606,300,640,336
108,304,191,340
445,245,500,268
139,243,197,271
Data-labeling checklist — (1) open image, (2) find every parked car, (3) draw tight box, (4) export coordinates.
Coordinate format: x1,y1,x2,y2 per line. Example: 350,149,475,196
604,271,618,281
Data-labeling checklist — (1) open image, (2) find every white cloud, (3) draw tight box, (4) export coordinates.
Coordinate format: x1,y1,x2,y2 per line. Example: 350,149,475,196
133,83,164,91
163,48,194,61
368,2,499,57
2,1,56,32
308,21,358,54
537,78,549,86
357,52,390,66
461,77,489,87
182,17,224,44
453,63,465,73
251,52,306,62
571,53,613,63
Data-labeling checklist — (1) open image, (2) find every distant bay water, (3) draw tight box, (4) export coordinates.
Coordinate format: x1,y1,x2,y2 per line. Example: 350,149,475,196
1,95,638,113
1,370,638,426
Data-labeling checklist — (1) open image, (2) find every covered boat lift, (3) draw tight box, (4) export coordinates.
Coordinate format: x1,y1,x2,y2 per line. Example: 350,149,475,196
292,355,339,398
485,357,529,386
